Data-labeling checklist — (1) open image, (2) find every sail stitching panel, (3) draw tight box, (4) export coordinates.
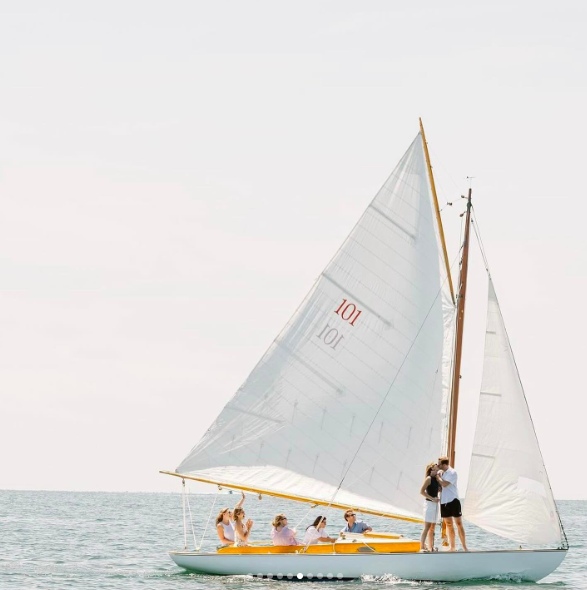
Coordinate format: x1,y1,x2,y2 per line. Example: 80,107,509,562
369,203,417,240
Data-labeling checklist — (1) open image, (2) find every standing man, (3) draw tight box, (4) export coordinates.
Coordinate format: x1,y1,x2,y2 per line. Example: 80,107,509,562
437,456,469,551
341,510,372,534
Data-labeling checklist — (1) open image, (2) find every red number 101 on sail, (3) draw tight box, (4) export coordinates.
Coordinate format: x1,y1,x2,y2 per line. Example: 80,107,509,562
335,298,362,326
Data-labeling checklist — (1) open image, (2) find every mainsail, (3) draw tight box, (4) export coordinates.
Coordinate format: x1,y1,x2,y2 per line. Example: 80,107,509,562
176,134,455,522
464,279,562,545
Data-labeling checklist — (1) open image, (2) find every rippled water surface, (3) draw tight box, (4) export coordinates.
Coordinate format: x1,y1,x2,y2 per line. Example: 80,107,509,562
0,491,584,589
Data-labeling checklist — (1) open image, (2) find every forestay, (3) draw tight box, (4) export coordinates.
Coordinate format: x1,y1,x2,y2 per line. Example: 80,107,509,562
177,134,455,521
464,280,562,545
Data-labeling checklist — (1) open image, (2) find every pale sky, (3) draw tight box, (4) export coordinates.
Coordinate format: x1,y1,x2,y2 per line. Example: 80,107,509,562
1,1,586,500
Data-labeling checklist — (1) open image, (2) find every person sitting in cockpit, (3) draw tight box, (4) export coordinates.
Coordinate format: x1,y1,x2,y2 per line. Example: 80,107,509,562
341,509,372,534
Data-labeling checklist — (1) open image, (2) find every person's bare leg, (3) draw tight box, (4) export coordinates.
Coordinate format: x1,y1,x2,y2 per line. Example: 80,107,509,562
420,523,432,551
454,516,469,551
427,523,436,551
445,518,456,551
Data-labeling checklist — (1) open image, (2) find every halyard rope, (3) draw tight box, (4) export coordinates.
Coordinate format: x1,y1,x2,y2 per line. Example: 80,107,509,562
293,503,316,533
181,479,187,550
185,484,198,549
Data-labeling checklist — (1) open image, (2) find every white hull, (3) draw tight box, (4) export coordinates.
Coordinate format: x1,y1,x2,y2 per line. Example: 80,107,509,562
170,549,566,582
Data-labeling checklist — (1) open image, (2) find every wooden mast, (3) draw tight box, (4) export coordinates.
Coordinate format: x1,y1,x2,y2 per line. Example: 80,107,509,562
419,118,456,305
447,188,472,467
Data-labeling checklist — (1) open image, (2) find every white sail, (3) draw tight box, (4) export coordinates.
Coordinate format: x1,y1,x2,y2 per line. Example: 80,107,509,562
464,280,562,545
176,134,455,521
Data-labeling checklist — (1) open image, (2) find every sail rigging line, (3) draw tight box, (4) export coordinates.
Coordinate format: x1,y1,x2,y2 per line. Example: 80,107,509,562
318,256,457,517
470,206,491,277
185,484,198,550
293,503,317,533
427,142,465,196
181,479,188,550
197,490,219,551
468,209,568,548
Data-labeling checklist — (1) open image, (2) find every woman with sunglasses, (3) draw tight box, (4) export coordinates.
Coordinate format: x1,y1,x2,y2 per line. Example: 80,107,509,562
271,514,299,546
303,515,337,545
233,507,254,547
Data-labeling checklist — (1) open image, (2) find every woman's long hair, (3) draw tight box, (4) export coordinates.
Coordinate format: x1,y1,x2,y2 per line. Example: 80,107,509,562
233,507,245,522
272,513,287,528
216,507,230,526
307,515,326,530
425,462,437,477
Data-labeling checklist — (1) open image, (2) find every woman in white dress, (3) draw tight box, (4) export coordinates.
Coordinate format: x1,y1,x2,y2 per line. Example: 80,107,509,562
233,507,254,547
302,516,337,545
419,462,440,551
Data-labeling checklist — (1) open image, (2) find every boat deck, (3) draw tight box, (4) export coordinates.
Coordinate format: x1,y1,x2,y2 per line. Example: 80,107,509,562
217,533,420,554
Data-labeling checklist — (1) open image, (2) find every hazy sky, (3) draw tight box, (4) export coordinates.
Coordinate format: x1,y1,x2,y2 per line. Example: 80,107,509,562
1,1,586,500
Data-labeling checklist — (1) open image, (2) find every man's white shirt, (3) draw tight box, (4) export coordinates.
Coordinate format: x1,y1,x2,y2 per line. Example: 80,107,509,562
440,467,459,505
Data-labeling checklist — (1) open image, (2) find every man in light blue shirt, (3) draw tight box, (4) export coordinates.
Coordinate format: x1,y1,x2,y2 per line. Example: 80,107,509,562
341,509,372,534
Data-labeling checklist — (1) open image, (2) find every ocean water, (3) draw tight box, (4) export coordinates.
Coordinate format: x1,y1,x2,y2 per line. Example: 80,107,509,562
0,491,584,589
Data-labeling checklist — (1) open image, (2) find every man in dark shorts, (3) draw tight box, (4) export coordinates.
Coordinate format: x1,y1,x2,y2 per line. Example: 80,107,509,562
437,456,469,551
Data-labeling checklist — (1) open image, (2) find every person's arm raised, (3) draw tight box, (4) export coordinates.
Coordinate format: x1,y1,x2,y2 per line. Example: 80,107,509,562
234,491,246,510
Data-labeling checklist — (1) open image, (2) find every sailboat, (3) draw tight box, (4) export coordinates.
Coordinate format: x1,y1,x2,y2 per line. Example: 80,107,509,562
160,120,568,582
